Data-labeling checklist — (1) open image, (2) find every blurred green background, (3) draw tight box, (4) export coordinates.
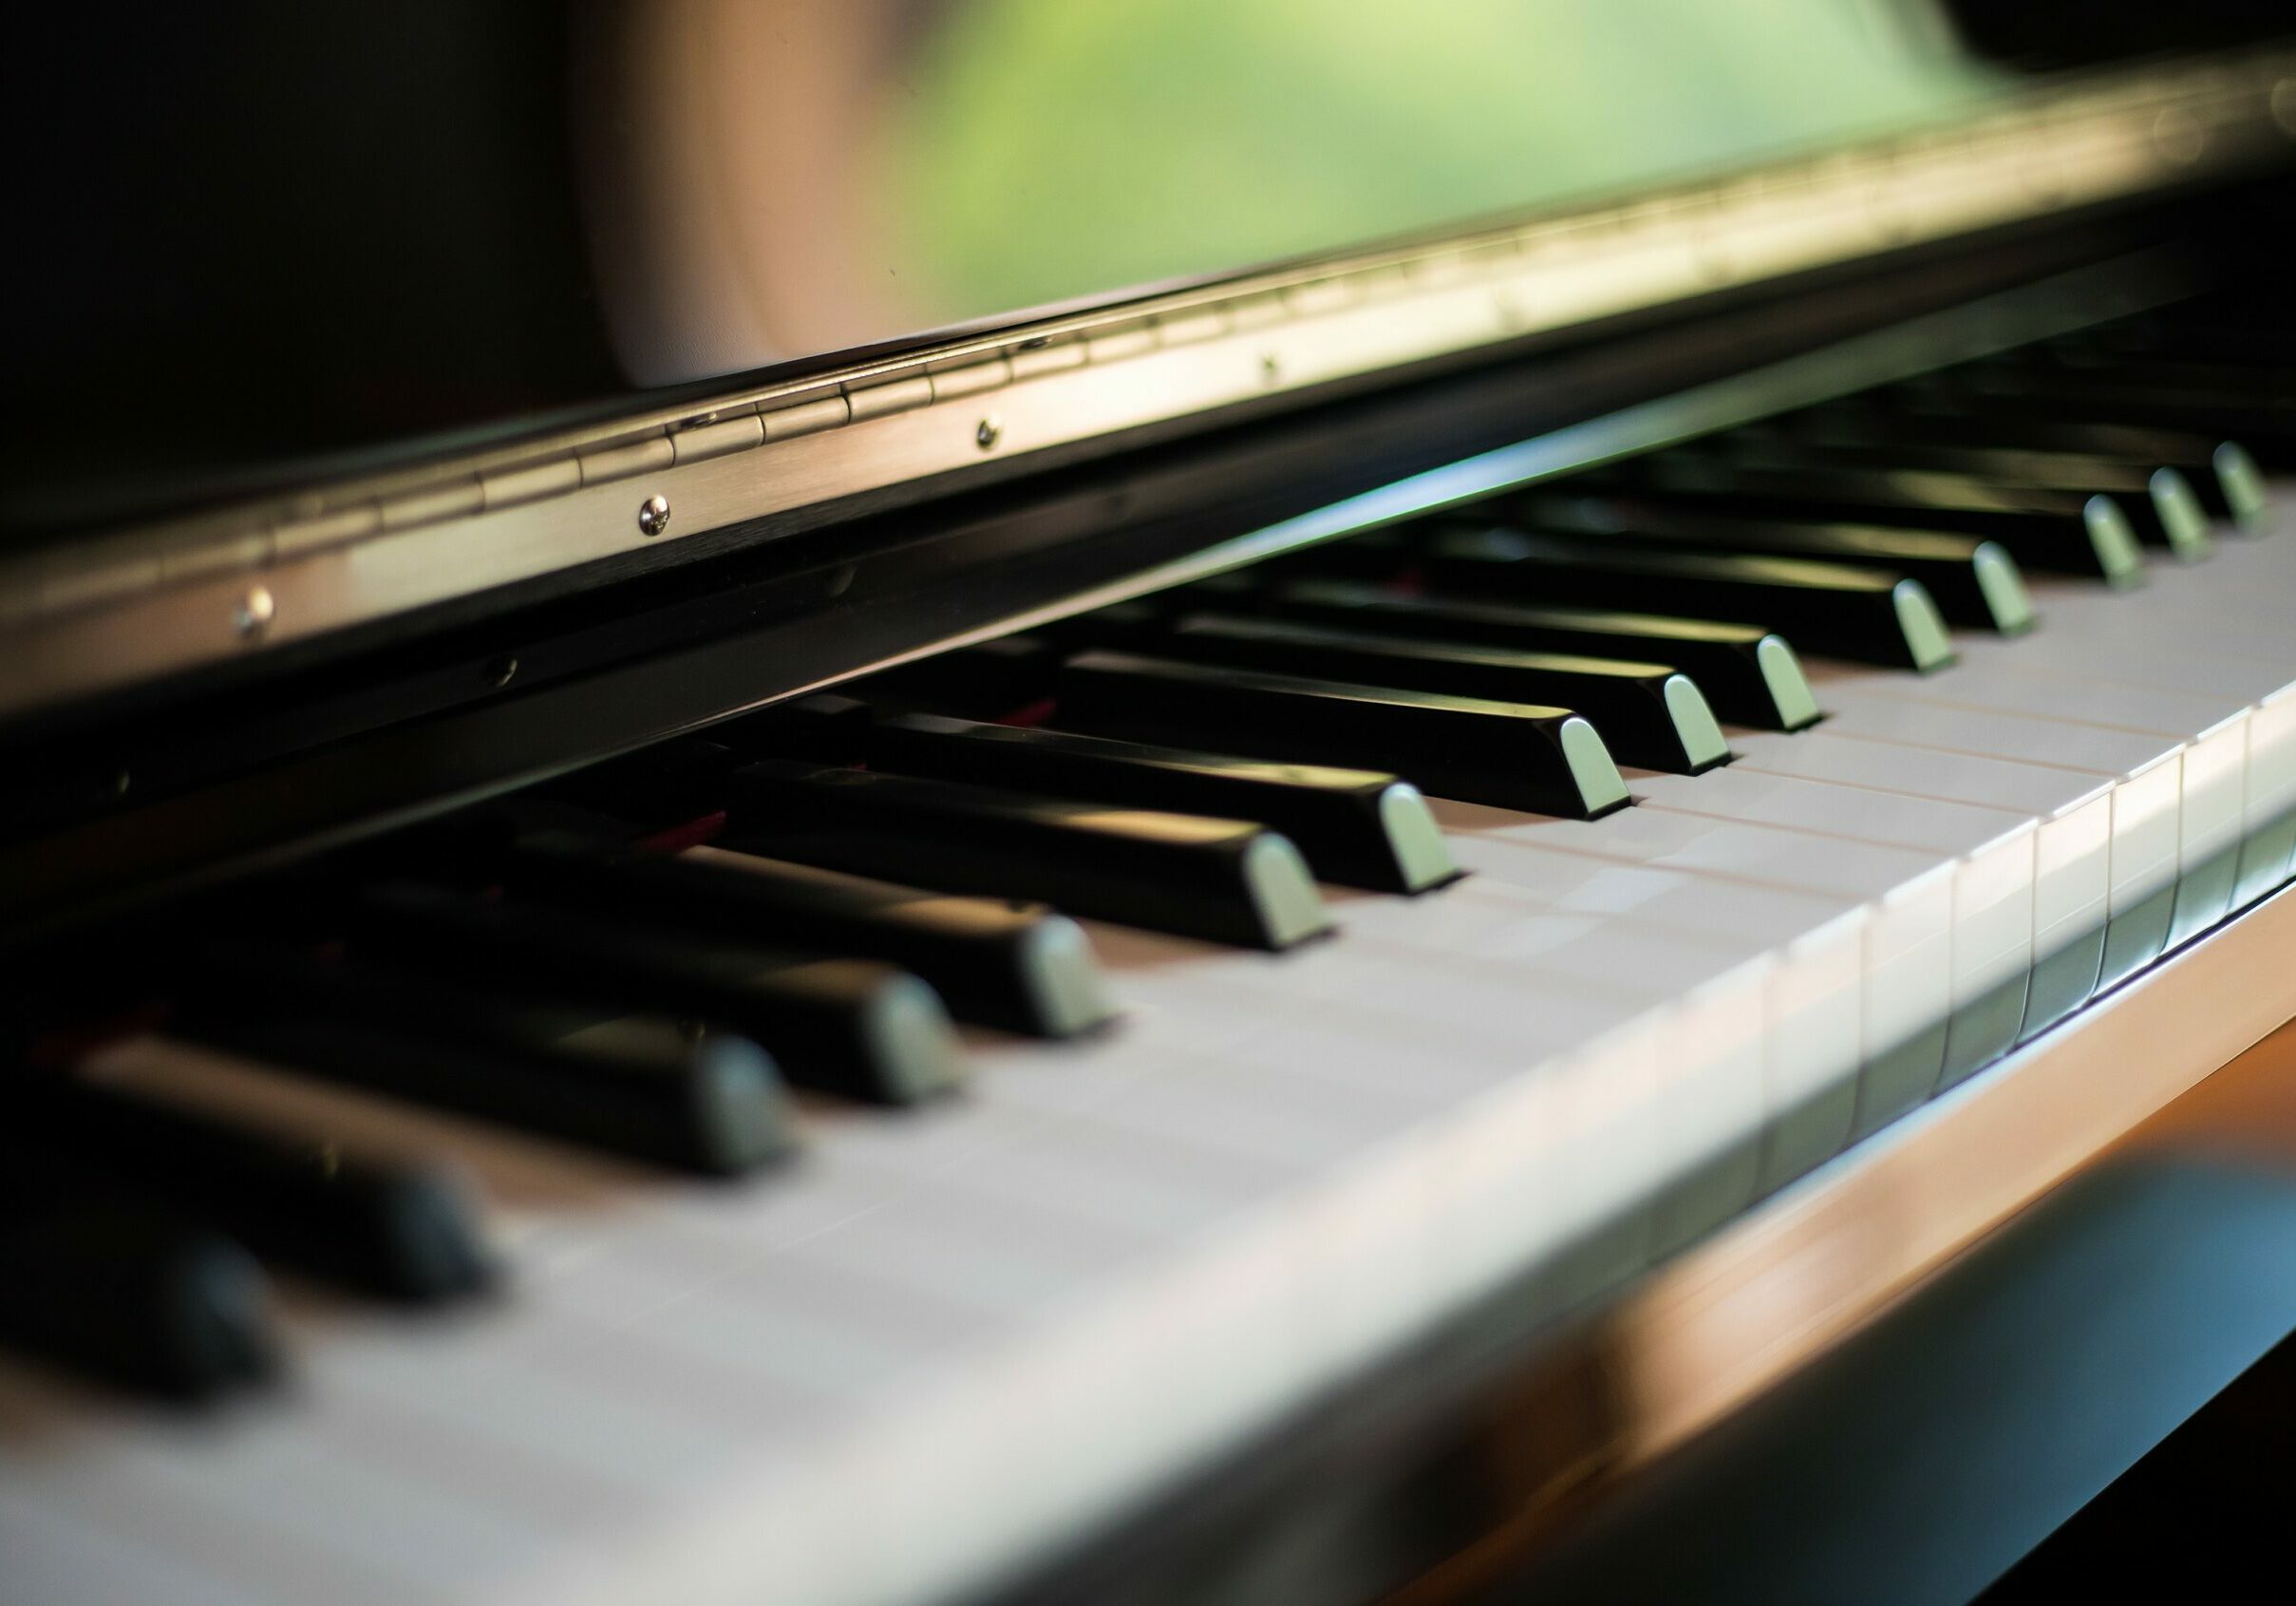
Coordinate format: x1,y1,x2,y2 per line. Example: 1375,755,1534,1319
876,0,1995,315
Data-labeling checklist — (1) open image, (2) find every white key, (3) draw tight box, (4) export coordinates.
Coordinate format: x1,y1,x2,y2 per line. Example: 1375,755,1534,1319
1815,663,2249,949
1941,635,2296,908
1633,765,2036,1086
1793,698,2185,992
1436,801,1955,1143
1334,864,1865,1191
1730,730,2113,1040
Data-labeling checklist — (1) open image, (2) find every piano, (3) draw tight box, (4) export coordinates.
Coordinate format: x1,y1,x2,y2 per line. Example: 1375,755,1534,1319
8,2,2296,1600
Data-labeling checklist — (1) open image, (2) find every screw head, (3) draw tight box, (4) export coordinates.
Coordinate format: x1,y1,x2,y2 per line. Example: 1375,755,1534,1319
2151,106,2205,165
637,494,671,537
975,416,1002,450
233,584,274,637
1260,352,1282,385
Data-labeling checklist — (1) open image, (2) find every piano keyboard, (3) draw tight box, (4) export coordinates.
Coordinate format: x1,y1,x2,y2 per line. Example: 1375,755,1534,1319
6,307,2296,1606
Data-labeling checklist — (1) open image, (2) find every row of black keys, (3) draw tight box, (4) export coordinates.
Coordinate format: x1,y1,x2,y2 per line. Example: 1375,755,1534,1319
0,306,2273,1399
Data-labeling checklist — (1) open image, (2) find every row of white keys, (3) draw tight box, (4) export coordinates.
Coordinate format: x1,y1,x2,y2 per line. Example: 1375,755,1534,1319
1428,800,1956,1149
1323,857,1864,1206
1948,537,2296,906
1788,681,2191,991
1092,910,1764,1278
1730,729,2114,1042
1629,765,2038,1087
1789,530,2296,948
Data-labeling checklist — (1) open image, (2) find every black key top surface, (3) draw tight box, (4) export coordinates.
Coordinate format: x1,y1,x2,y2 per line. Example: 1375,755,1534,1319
4,1078,493,1301
0,1196,278,1399
345,886,966,1107
1598,457,2146,584
722,760,1334,951
1781,403,2270,530
1417,527,1956,671
1253,579,1821,730
1506,493,2035,633
501,833,1117,1038
1146,613,1733,774
175,946,796,1175
1691,433,2213,557
861,712,1461,894
1054,650,1631,818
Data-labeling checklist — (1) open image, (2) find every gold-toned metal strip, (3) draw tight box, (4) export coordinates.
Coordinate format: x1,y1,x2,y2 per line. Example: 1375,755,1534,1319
5,50,2295,720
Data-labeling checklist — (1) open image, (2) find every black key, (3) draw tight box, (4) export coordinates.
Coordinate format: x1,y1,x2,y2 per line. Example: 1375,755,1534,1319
1054,650,1631,818
1142,613,1733,775
344,885,965,1106
1780,402,2270,531
0,1194,277,1399
2,1078,492,1302
1928,363,2296,467
1506,493,2036,633
1687,434,2212,559
721,759,1333,949
497,831,1118,1038
1596,455,2146,585
174,945,795,1175
1253,578,1821,731
2025,347,2296,405
861,711,1461,894
1416,527,1956,671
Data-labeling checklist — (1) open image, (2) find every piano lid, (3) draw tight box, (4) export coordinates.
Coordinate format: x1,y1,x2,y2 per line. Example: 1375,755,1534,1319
4,0,2002,544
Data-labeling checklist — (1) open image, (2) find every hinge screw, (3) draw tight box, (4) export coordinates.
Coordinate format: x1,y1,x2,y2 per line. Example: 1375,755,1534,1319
638,494,671,537
975,416,1002,450
1260,352,1282,385
233,584,274,638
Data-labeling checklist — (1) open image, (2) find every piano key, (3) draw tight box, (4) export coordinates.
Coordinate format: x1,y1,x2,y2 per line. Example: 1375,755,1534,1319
1133,612,1733,774
1805,694,2216,981
1784,402,2271,531
857,712,1460,894
1597,454,2150,583
173,946,797,1175
1933,595,2296,911
1810,663,2257,951
1051,649,1631,818
1630,766,2037,1087
718,757,1335,950
343,883,966,1106
1686,434,2215,558
2,1076,492,1301
1326,852,1866,1196
1845,394,2273,529
1252,578,1823,730
2023,345,2296,405
1727,730,2124,1039
0,1196,277,1398
1927,364,2296,467
1504,492,2037,632
1415,527,1957,671
494,829,1119,1037
1435,800,1960,1143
